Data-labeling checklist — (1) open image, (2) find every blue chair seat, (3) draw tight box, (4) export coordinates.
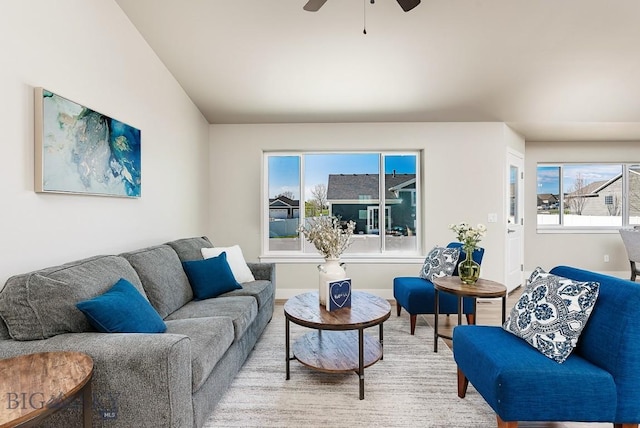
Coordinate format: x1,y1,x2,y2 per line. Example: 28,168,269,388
393,242,484,335
453,325,617,422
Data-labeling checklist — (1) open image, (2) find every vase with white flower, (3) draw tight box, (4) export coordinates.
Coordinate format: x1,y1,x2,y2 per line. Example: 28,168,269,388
298,216,356,305
449,222,487,284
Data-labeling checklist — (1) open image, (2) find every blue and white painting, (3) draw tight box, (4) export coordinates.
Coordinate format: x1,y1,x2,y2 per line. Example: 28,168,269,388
35,88,141,197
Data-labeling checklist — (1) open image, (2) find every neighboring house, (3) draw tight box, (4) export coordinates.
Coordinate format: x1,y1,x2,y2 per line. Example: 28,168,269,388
565,178,621,216
269,195,299,219
326,173,416,235
537,193,560,210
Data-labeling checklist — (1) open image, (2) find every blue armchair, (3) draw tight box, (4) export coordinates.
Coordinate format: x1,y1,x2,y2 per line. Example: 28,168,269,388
393,242,485,335
454,266,640,428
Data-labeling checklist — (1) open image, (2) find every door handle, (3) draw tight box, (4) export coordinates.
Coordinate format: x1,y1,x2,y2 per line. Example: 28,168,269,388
507,229,516,233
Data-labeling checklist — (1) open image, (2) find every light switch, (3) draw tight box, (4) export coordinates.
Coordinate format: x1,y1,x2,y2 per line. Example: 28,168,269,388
487,213,498,223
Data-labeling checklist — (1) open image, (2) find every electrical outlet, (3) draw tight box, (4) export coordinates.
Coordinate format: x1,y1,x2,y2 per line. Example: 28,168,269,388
604,254,610,263
487,213,498,223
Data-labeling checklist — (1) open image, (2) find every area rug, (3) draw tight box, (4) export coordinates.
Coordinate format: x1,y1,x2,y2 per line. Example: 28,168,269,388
203,305,495,427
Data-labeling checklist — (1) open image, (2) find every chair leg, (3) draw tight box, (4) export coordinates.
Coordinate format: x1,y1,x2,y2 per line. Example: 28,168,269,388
396,302,401,316
466,313,476,325
457,368,469,398
410,314,416,335
497,415,518,428
631,261,637,282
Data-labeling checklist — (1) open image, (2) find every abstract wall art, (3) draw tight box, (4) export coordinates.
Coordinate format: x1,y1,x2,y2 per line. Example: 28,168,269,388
34,88,141,197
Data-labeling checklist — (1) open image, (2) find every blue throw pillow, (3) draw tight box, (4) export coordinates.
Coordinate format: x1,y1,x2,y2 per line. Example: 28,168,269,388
182,252,242,300
76,278,166,333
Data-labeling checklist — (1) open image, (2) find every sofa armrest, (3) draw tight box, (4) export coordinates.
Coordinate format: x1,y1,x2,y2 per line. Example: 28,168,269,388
0,332,193,427
247,262,275,283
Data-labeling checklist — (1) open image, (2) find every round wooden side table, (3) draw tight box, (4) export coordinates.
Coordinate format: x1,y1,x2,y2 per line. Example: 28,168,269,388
431,276,507,352
0,351,94,427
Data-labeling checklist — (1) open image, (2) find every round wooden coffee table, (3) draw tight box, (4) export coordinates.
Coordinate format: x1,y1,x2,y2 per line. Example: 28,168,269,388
0,351,94,427
431,276,507,352
284,291,391,399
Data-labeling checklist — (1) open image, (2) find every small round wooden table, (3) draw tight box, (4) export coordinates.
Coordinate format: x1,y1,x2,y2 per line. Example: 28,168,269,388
0,351,94,427
284,291,391,399
432,276,507,352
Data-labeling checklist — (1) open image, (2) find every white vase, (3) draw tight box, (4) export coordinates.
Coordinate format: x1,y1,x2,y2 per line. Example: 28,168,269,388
317,258,347,306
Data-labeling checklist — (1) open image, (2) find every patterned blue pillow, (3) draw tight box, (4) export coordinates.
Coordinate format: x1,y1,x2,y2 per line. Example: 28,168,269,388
503,267,600,363
419,246,460,281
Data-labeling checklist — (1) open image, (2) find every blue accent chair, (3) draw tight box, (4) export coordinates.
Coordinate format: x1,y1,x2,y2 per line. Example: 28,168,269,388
393,242,485,335
454,266,640,428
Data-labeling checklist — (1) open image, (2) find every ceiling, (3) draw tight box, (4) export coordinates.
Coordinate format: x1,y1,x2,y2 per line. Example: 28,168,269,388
115,0,640,141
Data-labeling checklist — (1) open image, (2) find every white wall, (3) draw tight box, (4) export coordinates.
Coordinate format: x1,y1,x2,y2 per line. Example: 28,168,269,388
0,1,210,284
209,122,519,299
525,141,640,277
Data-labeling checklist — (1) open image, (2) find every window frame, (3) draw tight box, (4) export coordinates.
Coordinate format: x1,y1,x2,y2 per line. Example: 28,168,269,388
536,162,638,233
261,150,423,262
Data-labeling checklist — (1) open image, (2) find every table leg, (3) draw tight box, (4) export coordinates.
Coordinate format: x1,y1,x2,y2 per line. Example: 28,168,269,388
434,289,439,352
379,322,384,360
501,295,507,324
359,328,365,400
457,296,463,327
285,317,290,380
82,379,92,428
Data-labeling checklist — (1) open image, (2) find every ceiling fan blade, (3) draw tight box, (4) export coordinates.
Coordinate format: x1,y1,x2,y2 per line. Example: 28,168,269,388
303,0,328,12
396,0,420,12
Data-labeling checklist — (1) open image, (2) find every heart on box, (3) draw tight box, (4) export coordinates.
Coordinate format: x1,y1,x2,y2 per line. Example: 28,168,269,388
330,280,351,308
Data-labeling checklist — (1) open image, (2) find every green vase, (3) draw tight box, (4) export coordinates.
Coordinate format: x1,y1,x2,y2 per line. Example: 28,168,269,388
459,248,480,284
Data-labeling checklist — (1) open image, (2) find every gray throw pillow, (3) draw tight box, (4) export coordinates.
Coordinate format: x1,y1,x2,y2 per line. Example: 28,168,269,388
503,267,600,363
419,246,460,281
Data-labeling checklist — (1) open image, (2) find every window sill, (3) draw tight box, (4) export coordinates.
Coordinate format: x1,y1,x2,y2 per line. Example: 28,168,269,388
259,254,425,264
536,227,623,234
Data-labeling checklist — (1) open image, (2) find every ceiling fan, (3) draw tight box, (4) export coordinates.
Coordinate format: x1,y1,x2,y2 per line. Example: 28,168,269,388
304,0,421,13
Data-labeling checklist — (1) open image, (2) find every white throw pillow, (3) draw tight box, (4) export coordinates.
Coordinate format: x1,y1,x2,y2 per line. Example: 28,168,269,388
201,245,255,284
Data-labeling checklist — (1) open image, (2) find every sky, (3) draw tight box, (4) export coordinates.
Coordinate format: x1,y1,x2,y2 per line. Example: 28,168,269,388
537,164,622,194
268,153,417,199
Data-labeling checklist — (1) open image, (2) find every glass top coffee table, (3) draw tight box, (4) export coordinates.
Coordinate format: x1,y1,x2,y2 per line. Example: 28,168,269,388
284,291,391,399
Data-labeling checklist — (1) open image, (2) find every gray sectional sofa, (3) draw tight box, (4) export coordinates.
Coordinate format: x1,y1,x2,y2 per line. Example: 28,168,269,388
0,236,275,427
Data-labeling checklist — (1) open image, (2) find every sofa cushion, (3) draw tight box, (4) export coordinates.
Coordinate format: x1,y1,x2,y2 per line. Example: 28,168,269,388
0,255,145,340
166,236,213,262
217,280,274,309
76,278,167,333
165,317,235,392
419,246,460,281
121,245,193,318
182,253,242,300
0,317,9,340
503,268,599,363
166,296,258,341
202,245,255,283
453,325,617,422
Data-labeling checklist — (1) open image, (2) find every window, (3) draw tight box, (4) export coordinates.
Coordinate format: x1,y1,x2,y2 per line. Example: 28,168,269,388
536,163,640,229
265,152,420,257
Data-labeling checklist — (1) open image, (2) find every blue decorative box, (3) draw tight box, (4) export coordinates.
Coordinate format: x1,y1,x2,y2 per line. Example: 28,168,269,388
326,278,352,311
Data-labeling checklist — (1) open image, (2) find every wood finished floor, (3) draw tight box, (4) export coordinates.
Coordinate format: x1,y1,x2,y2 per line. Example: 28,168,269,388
415,286,611,428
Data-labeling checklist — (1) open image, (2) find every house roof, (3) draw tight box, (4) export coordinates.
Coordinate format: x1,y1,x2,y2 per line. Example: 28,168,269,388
327,174,416,201
269,195,299,208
